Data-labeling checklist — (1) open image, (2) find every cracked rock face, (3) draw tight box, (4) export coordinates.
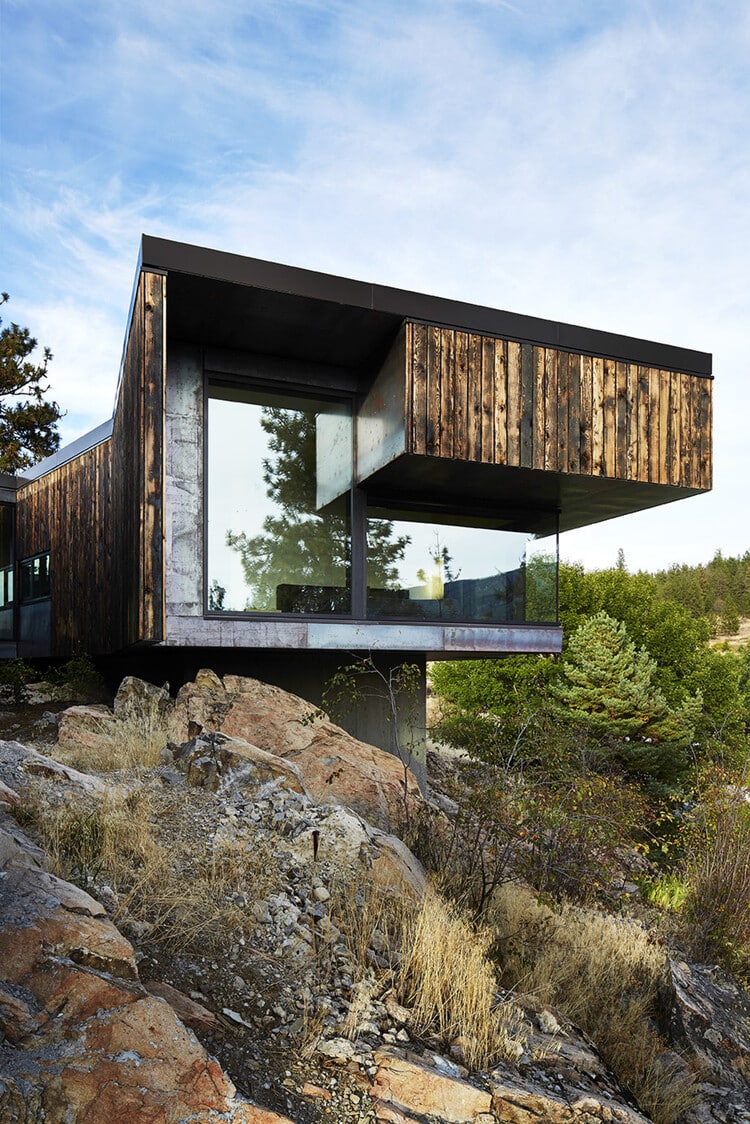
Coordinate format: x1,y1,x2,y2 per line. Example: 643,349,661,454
668,959,750,1123
172,671,423,833
0,811,294,1124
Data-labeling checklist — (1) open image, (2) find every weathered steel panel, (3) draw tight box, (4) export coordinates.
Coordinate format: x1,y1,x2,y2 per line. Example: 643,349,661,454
165,345,204,620
356,327,408,482
445,625,562,653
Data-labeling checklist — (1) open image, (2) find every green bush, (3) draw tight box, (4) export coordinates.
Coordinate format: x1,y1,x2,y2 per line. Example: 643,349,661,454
0,657,37,705
46,651,107,701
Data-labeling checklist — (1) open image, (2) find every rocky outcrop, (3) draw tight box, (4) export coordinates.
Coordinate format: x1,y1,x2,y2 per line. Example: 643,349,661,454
56,703,119,757
0,810,295,1124
668,959,750,1123
7,686,750,1124
371,1046,494,1122
56,671,423,832
172,670,422,832
167,730,308,795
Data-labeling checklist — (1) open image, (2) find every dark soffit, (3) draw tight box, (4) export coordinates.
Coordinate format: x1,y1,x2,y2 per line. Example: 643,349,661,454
140,236,712,378
361,454,706,535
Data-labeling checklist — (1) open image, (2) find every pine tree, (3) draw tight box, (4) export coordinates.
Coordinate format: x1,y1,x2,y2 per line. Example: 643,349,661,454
551,610,687,740
0,294,63,473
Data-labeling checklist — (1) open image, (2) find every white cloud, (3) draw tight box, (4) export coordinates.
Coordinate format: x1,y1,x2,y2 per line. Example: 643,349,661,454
2,0,747,570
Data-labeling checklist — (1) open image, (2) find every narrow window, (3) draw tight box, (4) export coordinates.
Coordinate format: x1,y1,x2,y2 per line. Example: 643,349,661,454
19,553,51,602
0,504,13,639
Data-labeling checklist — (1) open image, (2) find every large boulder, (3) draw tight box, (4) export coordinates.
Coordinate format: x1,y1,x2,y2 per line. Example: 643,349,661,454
0,816,295,1124
0,739,111,798
166,731,308,796
283,803,427,899
173,672,422,832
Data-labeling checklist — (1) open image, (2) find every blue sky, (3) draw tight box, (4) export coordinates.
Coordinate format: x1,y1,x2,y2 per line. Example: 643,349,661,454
2,0,748,572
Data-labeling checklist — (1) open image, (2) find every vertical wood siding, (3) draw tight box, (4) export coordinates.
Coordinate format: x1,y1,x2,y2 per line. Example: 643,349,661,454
15,441,113,656
404,323,712,491
15,268,166,656
111,269,166,648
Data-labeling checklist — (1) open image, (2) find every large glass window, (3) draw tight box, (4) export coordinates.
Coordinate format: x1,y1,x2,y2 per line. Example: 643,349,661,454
366,508,558,624
207,384,352,615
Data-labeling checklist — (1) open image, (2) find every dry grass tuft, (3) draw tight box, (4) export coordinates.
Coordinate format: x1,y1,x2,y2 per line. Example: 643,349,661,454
30,786,159,887
399,889,525,1069
681,786,750,980
56,695,177,773
490,884,699,1124
328,876,525,1069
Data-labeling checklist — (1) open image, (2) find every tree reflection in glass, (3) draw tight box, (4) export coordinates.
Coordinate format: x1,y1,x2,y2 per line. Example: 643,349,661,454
207,390,408,615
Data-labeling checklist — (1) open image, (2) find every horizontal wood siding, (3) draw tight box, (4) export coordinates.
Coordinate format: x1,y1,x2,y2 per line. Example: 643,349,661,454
406,323,712,491
16,441,113,656
111,270,166,648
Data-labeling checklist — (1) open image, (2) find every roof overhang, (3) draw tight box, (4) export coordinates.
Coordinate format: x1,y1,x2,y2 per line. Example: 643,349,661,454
140,235,712,380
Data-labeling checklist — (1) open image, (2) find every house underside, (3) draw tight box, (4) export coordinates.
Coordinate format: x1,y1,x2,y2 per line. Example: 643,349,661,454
0,237,712,772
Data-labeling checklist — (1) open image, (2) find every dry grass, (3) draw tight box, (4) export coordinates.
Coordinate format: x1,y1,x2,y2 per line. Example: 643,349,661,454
490,884,699,1124
30,786,160,886
23,783,279,955
55,695,177,773
328,876,525,1069
681,788,750,981
399,889,525,1069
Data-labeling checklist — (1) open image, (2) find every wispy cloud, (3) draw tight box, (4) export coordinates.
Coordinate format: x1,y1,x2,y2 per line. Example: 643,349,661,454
2,0,747,568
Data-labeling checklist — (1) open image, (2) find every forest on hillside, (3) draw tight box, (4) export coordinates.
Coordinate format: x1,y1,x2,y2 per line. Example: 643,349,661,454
651,549,750,632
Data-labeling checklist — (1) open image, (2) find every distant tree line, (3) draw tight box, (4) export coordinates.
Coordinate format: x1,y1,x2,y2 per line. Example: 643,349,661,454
651,551,750,632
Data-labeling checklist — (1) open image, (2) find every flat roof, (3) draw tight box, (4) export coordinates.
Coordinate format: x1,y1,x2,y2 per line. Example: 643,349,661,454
141,235,712,378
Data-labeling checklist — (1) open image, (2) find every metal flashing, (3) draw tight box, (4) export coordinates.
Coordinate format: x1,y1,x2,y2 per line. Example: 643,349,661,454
20,418,114,482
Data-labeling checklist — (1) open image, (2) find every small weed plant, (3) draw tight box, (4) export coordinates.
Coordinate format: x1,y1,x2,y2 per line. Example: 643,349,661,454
0,657,37,705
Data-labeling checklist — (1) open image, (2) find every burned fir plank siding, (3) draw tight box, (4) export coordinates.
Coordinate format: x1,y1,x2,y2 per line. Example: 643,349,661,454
404,323,712,491
15,441,113,656
111,269,166,648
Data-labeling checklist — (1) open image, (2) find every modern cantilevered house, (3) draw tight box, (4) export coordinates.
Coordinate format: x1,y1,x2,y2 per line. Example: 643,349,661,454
0,237,712,770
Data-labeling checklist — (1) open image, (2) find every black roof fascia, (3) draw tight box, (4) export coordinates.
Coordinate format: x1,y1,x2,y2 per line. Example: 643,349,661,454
140,235,712,377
